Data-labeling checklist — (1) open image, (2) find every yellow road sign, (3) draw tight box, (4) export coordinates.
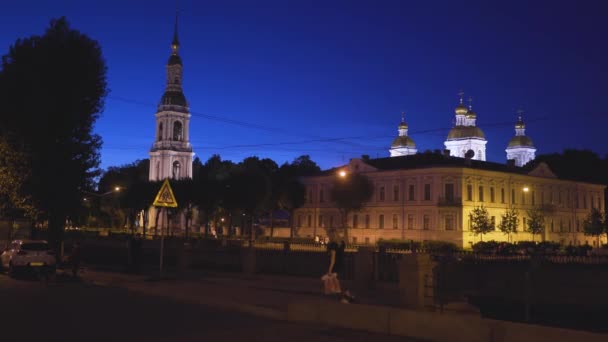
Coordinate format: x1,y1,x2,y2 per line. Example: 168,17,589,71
153,178,178,208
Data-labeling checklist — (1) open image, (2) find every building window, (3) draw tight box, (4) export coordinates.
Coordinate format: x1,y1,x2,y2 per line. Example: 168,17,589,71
297,215,302,227
521,192,525,205
393,185,399,201
541,191,545,205
329,216,334,228
379,214,385,229
550,220,554,232
501,188,505,203
172,161,181,179
576,195,579,208
173,121,183,141
424,184,431,201
491,216,496,229
445,184,454,201
392,214,398,229
407,214,414,230
318,215,324,227
490,187,495,203
307,215,311,227
408,184,415,201
558,191,562,205
591,196,595,209
511,189,516,204
353,214,358,229
531,191,535,205
445,215,454,230
309,189,313,203
158,123,163,141
379,186,385,201
423,215,430,230
365,214,370,229
479,186,484,202
467,185,473,201
576,220,580,232
583,196,587,209
319,189,324,203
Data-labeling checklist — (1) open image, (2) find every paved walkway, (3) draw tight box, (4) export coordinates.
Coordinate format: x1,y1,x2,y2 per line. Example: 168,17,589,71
79,267,399,320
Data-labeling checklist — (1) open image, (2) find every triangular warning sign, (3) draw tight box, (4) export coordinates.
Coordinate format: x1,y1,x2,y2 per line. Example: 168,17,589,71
153,179,178,208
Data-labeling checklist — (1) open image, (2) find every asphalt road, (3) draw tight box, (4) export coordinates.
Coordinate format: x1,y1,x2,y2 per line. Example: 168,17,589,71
0,274,413,342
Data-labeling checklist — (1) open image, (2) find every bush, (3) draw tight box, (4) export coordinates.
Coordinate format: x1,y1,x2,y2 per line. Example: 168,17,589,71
422,240,459,254
377,239,422,251
472,241,517,255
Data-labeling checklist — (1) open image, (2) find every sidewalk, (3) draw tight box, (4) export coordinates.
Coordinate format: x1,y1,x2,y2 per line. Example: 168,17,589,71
79,267,398,320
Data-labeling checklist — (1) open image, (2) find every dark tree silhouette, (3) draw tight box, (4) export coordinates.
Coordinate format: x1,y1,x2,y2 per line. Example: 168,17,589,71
0,17,107,254
330,172,373,241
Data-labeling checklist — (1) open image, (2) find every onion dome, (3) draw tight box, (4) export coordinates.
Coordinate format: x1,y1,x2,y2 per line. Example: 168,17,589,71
391,136,416,148
455,103,468,115
398,120,408,129
508,135,534,148
515,116,525,129
447,126,486,140
466,109,477,118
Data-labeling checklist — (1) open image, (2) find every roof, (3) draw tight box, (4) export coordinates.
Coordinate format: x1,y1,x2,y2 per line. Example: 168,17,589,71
364,153,528,174
391,136,416,148
160,90,187,107
507,135,534,148
447,126,486,140
168,54,182,66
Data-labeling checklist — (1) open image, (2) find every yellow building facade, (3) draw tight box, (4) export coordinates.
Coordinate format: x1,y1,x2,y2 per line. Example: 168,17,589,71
295,155,606,248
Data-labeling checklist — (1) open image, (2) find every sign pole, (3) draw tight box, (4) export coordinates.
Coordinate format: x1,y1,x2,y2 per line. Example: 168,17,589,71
152,179,179,279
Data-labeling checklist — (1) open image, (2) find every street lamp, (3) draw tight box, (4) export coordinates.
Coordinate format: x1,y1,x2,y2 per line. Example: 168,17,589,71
339,170,347,178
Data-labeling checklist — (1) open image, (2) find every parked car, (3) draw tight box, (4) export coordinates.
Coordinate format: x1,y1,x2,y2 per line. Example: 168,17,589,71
0,240,56,277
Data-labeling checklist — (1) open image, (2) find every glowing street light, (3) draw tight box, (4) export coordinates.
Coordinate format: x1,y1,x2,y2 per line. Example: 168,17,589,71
339,170,347,178
523,187,529,193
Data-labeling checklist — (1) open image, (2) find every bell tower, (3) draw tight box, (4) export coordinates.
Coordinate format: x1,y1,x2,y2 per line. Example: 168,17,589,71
149,12,194,181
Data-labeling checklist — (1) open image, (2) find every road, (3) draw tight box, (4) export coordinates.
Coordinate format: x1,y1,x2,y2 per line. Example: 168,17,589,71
0,273,412,342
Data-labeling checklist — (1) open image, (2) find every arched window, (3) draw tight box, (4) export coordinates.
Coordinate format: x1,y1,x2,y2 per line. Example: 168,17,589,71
172,161,181,179
478,150,483,160
156,162,160,180
158,123,163,141
173,121,183,141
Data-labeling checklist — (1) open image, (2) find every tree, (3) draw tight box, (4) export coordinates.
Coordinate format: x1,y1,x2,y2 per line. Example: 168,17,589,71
0,18,107,254
330,172,373,241
469,206,493,241
583,208,605,246
526,206,545,242
497,208,519,242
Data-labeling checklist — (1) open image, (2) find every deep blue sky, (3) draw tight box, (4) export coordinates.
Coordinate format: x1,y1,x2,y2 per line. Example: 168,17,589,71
1,0,607,170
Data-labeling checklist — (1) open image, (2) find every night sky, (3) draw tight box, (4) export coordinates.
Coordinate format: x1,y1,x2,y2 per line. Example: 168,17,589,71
1,0,607,171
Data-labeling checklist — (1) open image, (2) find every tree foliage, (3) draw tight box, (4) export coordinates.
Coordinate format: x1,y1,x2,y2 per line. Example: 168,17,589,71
0,17,107,250
330,172,374,240
583,208,605,240
469,206,493,241
497,208,519,240
526,206,545,241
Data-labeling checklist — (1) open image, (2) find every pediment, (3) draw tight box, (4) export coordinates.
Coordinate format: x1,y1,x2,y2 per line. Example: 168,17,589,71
527,162,557,179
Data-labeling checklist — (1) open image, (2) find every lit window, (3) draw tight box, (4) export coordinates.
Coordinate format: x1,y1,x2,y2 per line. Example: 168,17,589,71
379,214,385,229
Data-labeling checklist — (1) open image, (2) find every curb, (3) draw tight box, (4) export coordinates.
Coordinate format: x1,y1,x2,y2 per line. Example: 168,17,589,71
87,277,285,321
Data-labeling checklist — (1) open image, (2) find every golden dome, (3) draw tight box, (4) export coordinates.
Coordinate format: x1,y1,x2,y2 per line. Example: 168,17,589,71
455,104,468,115
391,136,416,148
466,109,477,118
398,121,408,129
515,118,525,129
447,126,486,140
507,136,534,148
